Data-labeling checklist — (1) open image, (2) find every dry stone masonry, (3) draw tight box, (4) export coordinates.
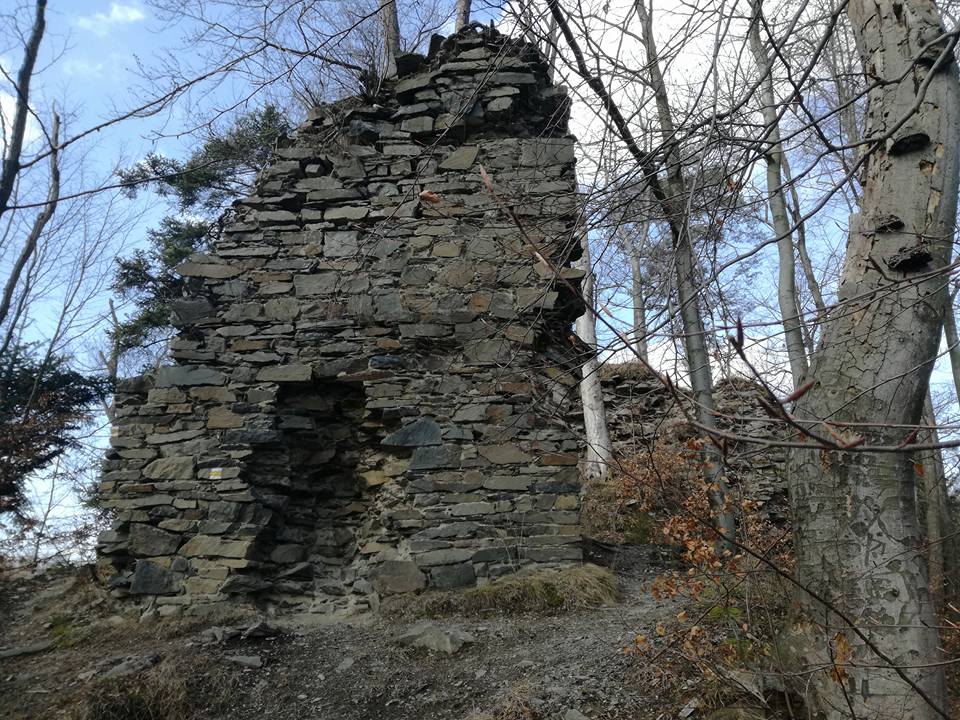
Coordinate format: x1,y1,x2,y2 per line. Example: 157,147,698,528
97,25,588,615
600,365,788,518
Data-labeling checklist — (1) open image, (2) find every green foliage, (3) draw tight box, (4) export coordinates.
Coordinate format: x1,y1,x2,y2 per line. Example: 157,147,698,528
112,218,209,353
0,345,108,515
706,605,744,623
112,106,290,359
117,105,290,213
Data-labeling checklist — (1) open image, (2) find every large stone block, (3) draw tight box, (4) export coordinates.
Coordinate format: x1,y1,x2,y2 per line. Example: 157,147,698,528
130,560,180,595
439,146,479,171
143,456,194,480
180,536,256,559
129,523,182,556
479,444,532,464
256,365,313,382
373,561,427,594
155,366,226,387
430,563,476,589
410,445,462,470
381,417,442,447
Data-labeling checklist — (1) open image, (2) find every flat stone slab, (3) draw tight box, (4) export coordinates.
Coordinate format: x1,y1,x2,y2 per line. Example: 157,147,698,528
381,417,442,447
396,622,476,654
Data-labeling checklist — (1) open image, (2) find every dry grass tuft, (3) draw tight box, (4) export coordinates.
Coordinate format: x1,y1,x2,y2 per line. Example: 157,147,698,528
460,564,620,614
383,564,621,619
415,564,620,616
64,657,234,720
598,360,659,381
465,681,543,720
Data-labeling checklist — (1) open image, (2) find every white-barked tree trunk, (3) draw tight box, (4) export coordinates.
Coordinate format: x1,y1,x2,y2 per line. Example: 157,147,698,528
785,0,960,715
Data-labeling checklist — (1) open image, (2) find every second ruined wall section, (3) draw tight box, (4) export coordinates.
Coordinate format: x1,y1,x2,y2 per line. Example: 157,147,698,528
98,26,588,614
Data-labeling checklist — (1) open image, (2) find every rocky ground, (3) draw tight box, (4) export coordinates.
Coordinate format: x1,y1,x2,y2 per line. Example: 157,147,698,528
0,555,745,720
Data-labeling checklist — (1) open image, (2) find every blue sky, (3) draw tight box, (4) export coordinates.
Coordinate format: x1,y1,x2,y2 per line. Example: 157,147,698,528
30,3,185,165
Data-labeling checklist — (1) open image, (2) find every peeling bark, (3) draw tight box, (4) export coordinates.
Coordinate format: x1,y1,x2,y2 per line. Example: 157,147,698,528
785,0,959,716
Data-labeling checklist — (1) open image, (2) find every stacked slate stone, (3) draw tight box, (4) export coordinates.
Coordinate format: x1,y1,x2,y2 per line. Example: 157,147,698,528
600,365,788,518
97,24,589,616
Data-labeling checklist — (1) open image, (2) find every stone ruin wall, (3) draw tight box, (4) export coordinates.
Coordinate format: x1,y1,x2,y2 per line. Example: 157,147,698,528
96,26,588,616
600,366,788,518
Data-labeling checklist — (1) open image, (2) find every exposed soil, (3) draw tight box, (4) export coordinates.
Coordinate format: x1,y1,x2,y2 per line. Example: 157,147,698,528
0,554,689,720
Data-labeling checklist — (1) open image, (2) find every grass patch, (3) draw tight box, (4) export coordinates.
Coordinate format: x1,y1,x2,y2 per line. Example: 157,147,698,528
459,564,620,614
581,475,659,545
466,681,543,720
48,614,85,648
598,360,656,380
64,657,235,720
410,564,620,617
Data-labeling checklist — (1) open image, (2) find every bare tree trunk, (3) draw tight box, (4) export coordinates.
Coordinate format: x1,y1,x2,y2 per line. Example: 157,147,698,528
617,220,650,362
944,288,960,400
454,0,471,31
920,393,945,600
0,113,60,333
937,293,960,594
781,152,826,321
546,0,733,546
576,229,613,482
784,0,960,715
627,246,649,363
380,0,401,78
634,0,734,547
783,151,826,359
0,0,46,221
747,4,809,389
98,302,123,421
545,13,559,82
0,249,40,360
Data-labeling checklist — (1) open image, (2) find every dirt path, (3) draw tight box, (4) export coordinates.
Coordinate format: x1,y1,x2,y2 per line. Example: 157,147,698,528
216,576,678,720
0,564,680,720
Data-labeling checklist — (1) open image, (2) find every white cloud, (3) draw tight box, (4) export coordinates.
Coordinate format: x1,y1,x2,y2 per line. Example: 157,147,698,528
0,56,40,148
0,92,42,150
75,3,146,36
62,58,107,78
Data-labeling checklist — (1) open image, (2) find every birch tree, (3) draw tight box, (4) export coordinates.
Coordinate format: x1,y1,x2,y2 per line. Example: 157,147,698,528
576,228,614,481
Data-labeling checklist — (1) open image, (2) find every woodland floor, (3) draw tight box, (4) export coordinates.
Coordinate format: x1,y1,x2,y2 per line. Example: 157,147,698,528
0,551,747,720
